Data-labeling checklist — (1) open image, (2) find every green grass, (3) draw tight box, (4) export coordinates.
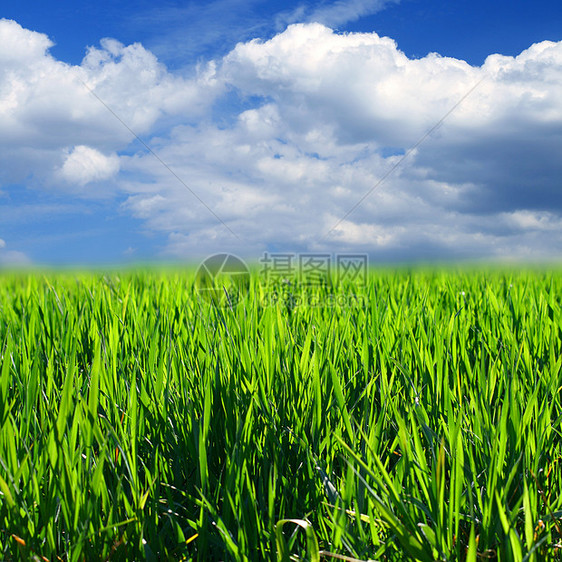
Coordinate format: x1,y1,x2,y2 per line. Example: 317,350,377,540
0,268,561,560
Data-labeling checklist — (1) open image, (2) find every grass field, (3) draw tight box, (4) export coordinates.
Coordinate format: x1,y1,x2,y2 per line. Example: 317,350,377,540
0,268,561,561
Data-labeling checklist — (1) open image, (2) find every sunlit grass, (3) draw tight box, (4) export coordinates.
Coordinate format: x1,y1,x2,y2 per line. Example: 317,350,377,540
0,268,560,560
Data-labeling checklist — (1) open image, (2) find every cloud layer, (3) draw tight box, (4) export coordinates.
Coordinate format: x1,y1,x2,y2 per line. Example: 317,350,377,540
1,18,561,261
0,18,220,188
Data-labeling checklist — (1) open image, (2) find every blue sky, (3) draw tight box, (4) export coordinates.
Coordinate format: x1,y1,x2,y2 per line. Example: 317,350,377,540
1,0,561,265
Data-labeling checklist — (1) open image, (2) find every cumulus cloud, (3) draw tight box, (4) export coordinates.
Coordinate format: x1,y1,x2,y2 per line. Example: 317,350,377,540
116,23,562,259
0,18,220,188
2,19,562,261
222,24,562,146
58,145,120,186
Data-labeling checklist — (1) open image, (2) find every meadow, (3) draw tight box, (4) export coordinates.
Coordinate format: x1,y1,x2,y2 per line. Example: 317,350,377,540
0,268,560,561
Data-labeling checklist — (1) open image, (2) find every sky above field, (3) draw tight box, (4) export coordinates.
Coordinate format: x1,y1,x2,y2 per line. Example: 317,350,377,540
1,0,561,265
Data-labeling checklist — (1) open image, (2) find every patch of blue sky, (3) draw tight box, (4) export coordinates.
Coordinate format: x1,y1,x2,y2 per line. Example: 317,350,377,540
378,147,406,158
0,187,163,265
347,0,562,65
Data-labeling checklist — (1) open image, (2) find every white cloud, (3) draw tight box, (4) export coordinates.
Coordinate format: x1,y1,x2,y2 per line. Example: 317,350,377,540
502,210,562,232
0,18,221,188
0,18,52,62
222,24,562,145
59,145,120,186
1,19,562,261
115,23,561,259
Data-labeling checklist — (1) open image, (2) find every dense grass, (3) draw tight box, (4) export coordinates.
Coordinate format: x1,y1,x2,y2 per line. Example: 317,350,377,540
0,268,561,561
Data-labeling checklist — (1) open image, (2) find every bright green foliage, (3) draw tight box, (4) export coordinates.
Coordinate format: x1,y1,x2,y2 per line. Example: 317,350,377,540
0,268,561,560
